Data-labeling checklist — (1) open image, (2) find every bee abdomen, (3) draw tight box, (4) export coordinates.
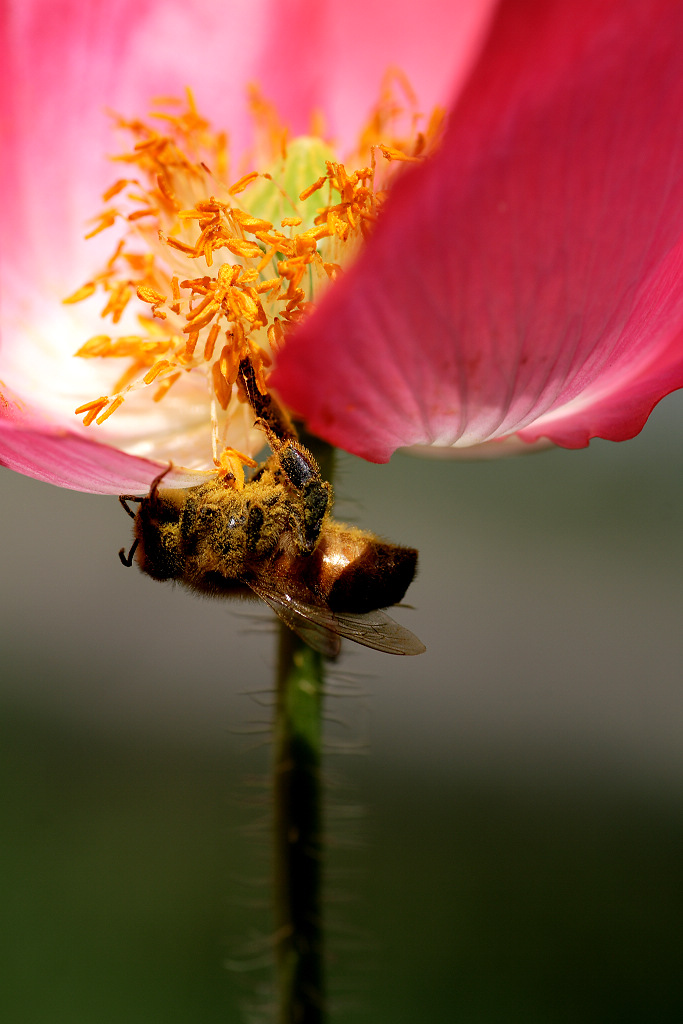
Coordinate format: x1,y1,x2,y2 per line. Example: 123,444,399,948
315,529,418,613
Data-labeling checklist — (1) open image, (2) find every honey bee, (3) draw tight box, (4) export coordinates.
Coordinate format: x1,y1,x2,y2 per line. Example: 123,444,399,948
118,361,425,658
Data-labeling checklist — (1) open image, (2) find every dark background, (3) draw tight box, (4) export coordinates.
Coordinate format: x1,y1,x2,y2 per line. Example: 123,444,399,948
2,393,682,1022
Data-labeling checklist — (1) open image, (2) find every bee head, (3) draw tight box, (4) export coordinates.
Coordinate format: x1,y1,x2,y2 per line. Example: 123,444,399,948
132,486,187,581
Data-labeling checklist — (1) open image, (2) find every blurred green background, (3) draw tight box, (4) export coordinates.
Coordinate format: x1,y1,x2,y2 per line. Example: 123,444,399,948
2,394,683,1022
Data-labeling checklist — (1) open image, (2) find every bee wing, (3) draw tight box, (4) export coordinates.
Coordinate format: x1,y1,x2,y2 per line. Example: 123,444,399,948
248,580,425,657
324,607,426,656
248,581,342,658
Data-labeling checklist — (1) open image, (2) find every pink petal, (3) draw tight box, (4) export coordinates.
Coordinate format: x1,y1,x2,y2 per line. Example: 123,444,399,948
0,419,200,494
256,0,498,150
271,0,683,461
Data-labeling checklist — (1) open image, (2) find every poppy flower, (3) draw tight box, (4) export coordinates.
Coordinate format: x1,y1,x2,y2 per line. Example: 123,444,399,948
3,2,682,496
0,0,494,493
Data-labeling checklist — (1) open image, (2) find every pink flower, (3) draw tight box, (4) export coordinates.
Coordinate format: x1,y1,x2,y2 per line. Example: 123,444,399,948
4,0,682,496
0,0,494,492
272,0,683,461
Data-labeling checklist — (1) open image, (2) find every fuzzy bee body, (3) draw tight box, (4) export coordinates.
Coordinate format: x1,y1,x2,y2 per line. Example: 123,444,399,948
120,359,425,657
123,443,424,657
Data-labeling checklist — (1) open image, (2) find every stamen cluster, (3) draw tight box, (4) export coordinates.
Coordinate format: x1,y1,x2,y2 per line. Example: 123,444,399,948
66,78,442,472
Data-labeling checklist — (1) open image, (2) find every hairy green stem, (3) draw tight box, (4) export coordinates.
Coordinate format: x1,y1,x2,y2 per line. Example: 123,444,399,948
273,628,326,1024
272,435,333,1024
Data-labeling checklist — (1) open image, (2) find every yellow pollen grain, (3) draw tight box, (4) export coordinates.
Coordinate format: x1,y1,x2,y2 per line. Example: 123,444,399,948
254,229,293,252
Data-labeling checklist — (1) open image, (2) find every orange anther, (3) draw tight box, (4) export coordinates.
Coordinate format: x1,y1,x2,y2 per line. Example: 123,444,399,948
212,360,232,409
96,395,125,424
75,397,109,426
102,179,130,201
137,285,166,305
204,322,220,360
153,371,181,402
143,360,171,384
63,283,97,305
181,331,199,362
228,171,259,195
299,174,329,202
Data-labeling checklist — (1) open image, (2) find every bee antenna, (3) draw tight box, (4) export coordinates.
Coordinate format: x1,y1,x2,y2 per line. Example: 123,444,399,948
118,538,139,568
119,494,142,519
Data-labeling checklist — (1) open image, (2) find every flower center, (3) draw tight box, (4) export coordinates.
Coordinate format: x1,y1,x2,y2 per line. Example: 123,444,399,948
67,75,443,478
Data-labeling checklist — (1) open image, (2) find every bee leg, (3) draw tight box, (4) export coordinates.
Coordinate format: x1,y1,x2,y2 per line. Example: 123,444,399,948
119,495,141,519
270,439,331,553
239,368,331,552
238,357,297,442
118,537,139,567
